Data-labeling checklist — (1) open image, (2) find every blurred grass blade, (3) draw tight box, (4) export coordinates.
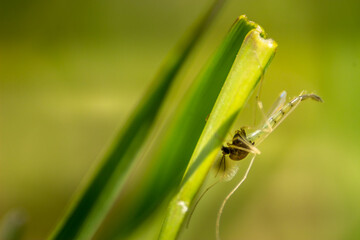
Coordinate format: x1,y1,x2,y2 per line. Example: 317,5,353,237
48,1,227,239
159,29,277,240
106,16,261,239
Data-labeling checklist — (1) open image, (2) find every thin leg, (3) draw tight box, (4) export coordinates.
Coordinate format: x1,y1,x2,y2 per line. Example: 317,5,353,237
186,180,219,228
229,144,261,155
215,155,225,178
253,73,264,127
257,99,273,133
216,154,256,240
223,156,226,172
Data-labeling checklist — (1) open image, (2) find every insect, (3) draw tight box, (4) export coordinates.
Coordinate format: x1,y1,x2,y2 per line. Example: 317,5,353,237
218,91,323,174
215,91,323,240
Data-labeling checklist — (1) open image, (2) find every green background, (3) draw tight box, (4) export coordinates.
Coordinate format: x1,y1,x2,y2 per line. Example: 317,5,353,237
1,0,359,239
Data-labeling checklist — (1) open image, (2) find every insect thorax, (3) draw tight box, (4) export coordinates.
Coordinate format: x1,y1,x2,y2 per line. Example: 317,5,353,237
224,129,254,161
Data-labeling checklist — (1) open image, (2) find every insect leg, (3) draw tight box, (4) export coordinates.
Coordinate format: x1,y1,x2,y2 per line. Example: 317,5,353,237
186,181,219,228
215,155,226,178
253,71,265,127
229,144,260,155
216,154,256,240
223,156,226,172
257,99,273,133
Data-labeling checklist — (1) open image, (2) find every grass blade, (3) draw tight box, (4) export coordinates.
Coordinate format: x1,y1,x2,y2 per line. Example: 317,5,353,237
105,16,261,239
48,1,226,239
159,29,277,240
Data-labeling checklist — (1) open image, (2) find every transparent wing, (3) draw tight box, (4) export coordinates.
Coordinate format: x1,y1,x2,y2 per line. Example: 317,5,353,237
266,90,287,117
248,91,288,144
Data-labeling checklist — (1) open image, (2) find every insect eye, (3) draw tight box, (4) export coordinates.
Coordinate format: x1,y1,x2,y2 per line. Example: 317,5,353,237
221,146,230,154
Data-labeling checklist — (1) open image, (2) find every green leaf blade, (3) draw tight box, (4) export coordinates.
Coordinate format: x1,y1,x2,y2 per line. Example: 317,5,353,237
107,16,260,239
48,1,226,239
159,29,278,240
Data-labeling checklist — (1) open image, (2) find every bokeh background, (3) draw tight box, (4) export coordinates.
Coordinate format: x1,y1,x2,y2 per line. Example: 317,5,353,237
1,0,359,239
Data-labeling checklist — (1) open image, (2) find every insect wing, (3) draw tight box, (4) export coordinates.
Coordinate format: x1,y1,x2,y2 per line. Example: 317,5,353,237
266,90,287,118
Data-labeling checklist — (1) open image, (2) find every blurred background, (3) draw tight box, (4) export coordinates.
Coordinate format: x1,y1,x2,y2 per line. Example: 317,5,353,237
1,0,359,239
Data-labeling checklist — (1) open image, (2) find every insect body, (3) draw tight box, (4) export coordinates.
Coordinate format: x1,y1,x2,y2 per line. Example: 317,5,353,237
222,129,254,161
218,129,255,174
